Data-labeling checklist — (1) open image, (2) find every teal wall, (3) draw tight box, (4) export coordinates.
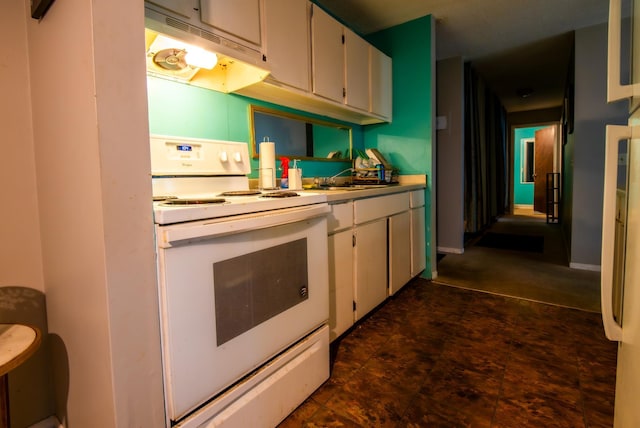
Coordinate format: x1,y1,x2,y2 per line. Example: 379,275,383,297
366,15,434,276
147,76,360,178
513,126,547,205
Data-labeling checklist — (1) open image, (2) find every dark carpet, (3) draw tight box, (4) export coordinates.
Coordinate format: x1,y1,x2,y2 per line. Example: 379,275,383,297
476,232,544,253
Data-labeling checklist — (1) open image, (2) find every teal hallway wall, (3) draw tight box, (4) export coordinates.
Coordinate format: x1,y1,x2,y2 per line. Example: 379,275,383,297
513,126,547,205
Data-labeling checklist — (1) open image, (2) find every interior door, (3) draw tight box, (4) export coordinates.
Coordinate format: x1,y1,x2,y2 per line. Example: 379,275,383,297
533,126,556,213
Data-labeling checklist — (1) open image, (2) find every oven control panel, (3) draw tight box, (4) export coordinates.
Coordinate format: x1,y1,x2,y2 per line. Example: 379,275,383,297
150,135,251,176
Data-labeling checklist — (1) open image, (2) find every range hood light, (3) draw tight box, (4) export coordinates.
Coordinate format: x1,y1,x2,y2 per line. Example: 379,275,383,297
185,48,217,70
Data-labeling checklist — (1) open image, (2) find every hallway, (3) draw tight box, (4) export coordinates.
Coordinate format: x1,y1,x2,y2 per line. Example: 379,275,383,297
435,211,601,312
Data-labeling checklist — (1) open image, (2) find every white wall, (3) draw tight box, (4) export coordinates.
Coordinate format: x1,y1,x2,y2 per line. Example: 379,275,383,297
18,0,165,425
2,0,44,291
435,57,465,254
572,22,628,268
1,2,51,426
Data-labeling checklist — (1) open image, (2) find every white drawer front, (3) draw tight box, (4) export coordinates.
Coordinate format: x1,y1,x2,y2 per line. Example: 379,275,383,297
354,192,409,224
410,189,425,208
328,201,354,233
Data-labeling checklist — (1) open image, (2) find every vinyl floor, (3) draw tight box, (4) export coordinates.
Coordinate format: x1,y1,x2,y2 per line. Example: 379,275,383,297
279,278,617,427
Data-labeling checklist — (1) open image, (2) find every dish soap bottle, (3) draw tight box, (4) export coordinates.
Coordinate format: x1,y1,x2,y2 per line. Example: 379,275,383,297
280,157,289,189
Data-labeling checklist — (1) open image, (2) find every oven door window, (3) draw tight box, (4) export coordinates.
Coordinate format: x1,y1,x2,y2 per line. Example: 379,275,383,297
214,238,308,346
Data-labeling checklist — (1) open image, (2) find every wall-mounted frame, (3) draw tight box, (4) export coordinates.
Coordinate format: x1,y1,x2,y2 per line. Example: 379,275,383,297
250,105,352,161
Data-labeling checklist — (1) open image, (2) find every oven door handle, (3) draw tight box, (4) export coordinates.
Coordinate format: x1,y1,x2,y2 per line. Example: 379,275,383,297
157,203,330,247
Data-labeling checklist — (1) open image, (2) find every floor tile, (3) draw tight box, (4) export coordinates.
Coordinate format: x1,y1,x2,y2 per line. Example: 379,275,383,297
280,279,617,428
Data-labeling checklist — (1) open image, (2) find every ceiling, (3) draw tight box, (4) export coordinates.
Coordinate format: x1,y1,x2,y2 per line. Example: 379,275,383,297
314,0,624,113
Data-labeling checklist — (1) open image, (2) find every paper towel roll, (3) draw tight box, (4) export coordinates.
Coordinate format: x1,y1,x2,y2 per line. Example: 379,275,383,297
289,168,302,190
259,141,276,189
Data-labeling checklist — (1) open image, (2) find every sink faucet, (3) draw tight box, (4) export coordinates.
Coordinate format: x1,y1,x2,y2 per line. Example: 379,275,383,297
326,167,355,185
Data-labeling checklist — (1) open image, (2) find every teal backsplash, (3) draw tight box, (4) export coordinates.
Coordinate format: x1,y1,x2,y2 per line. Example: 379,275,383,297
147,76,359,179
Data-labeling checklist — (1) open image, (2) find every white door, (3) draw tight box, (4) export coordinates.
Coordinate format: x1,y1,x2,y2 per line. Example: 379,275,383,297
262,0,310,91
354,219,387,320
311,4,344,103
328,230,354,340
389,211,411,295
613,114,640,428
344,27,369,111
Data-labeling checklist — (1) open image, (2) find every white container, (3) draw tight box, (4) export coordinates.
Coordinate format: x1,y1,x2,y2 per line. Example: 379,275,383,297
289,168,303,190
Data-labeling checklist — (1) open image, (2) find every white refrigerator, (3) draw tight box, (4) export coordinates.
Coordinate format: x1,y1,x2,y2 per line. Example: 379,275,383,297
603,1,640,426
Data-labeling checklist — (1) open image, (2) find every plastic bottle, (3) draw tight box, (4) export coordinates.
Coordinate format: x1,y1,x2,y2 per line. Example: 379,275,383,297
280,157,289,189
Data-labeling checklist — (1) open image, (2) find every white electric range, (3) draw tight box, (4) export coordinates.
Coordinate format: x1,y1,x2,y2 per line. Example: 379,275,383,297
150,135,330,428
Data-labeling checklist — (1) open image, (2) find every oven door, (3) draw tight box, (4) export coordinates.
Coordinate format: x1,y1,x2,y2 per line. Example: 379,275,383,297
155,204,330,421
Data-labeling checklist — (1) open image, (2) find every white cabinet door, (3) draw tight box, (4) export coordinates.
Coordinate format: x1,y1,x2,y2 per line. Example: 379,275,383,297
370,46,392,119
328,230,354,341
389,211,412,295
354,218,387,320
311,4,344,103
146,0,195,18
263,0,310,91
411,206,426,276
200,0,261,46
344,28,369,111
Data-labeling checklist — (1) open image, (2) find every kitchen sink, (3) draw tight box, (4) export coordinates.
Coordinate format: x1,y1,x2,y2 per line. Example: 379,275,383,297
306,183,397,191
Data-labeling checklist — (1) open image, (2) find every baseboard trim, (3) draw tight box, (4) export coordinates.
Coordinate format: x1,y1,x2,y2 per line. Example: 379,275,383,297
437,246,464,254
29,416,63,428
569,262,601,272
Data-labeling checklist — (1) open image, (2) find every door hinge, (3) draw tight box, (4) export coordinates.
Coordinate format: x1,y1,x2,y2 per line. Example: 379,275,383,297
342,34,345,44
343,88,346,98
262,54,267,62
352,234,356,247
353,301,356,311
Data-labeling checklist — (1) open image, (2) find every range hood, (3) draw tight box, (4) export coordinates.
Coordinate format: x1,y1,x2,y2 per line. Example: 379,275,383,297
144,2,270,93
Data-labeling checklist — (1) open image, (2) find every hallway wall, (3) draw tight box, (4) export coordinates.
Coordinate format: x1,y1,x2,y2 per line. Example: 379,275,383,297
436,57,465,254
571,22,628,269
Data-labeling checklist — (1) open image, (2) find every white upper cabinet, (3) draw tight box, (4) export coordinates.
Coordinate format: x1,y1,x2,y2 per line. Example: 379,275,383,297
200,0,262,46
262,0,310,92
311,4,345,104
344,28,370,112
237,1,392,124
370,46,392,120
146,0,195,18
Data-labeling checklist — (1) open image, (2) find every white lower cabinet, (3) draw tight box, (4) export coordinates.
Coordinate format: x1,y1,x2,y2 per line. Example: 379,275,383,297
410,190,427,276
389,210,412,295
327,189,425,340
353,218,388,321
327,201,354,341
328,231,354,341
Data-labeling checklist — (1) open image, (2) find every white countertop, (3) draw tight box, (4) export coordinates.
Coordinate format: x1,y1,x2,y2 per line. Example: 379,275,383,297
299,182,426,203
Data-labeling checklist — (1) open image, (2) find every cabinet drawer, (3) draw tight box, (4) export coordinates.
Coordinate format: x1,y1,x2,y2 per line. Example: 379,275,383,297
328,201,353,233
410,189,425,208
354,192,409,224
